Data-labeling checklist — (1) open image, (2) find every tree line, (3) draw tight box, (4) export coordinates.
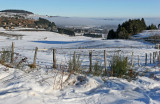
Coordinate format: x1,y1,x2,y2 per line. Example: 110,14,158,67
35,18,55,29
58,28,75,36
0,9,33,14
35,18,75,36
107,18,158,39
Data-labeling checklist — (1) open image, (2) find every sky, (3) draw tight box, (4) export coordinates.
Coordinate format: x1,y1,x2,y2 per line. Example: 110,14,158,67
0,0,159,18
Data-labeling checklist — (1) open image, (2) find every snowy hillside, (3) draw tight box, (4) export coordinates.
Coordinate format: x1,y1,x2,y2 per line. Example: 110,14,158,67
0,64,160,104
0,27,160,103
133,30,160,39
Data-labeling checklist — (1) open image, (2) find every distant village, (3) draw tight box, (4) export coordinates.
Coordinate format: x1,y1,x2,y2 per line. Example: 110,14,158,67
0,16,35,29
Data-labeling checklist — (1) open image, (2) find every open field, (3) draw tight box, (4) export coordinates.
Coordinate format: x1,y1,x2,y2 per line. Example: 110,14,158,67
0,28,160,104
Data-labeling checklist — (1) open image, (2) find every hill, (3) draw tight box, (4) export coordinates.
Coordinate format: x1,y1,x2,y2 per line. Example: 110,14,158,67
0,9,33,14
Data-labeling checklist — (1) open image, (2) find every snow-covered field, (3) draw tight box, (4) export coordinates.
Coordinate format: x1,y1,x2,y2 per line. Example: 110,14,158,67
0,28,160,104
0,64,160,104
133,30,160,39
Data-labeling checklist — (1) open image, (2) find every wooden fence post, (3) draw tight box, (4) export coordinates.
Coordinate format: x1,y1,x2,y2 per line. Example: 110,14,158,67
11,42,15,64
145,53,147,65
150,53,152,64
131,52,133,67
153,52,155,64
73,51,76,70
155,52,156,63
157,51,159,62
155,52,157,61
138,55,140,66
159,51,160,65
33,47,38,67
104,50,107,73
89,51,92,72
53,49,56,68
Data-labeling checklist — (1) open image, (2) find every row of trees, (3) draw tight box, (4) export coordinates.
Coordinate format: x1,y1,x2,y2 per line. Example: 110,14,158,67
0,9,34,14
107,18,158,39
58,28,75,36
35,18,56,29
35,18,75,35
84,33,102,38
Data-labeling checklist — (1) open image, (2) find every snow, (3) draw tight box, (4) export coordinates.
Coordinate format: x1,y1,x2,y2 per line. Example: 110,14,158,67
133,30,160,39
0,28,160,104
0,64,160,104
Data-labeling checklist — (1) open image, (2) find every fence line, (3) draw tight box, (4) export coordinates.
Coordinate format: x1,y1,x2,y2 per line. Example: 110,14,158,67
0,42,160,72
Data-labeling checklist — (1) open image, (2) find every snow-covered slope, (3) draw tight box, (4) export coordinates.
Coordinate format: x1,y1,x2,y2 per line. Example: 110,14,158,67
0,64,160,104
134,30,160,39
0,28,160,104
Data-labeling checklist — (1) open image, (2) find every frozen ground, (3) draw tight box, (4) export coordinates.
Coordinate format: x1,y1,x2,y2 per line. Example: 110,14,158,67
0,65,160,104
133,30,160,39
0,28,160,104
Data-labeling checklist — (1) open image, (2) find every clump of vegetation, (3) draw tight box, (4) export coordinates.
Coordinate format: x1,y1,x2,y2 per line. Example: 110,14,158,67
28,64,37,69
65,53,82,83
58,28,75,36
0,48,29,69
109,54,130,77
92,61,103,76
147,24,157,30
109,54,138,80
84,33,102,38
107,29,118,39
68,53,82,73
0,49,11,64
35,17,56,30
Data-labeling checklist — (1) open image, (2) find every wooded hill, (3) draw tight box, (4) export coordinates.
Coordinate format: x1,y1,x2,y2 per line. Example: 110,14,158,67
107,18,158,39
0,9,33,14
0,16,35,27
0,16,57,31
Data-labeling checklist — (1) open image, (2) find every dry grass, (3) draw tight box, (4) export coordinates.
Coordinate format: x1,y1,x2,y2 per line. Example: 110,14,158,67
28,64,37,68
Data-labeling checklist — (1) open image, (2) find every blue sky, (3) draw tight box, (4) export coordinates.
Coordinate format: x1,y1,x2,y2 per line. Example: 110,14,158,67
0,0,159,18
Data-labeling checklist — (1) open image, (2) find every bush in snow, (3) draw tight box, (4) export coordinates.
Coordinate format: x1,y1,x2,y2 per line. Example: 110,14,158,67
92,61,103,76
68,53,82,73
109,54,130,78
0,49,11,64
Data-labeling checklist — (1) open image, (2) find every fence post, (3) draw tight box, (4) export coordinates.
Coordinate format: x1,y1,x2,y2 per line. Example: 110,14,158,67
153,52,155,64
73,51,76,70
53,49,56,68
150,53,152,64
159,51,160,60
145,53,147,65
155,52,157,61
89,51,92,72
157,51,159,62
138,55,140,66
11,42,15,64
131,52,133,67
159,51,160,66
33,47,38,67
104,50,107,73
